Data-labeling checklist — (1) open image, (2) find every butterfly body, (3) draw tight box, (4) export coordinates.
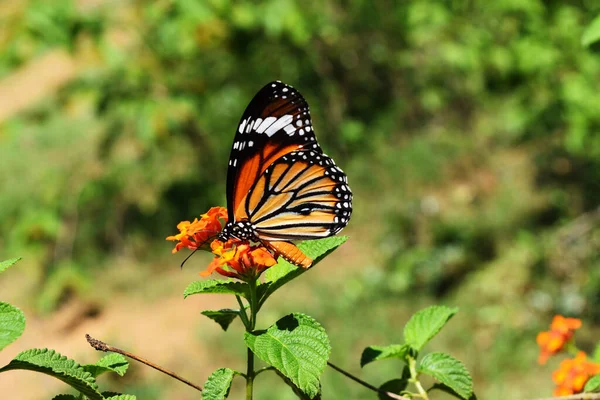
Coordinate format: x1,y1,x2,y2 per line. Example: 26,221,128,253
220,81,352,268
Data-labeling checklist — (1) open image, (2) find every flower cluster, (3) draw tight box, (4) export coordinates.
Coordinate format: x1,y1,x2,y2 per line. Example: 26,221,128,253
537,315,581,365
552,351,600,396
202,239,277,279
166,207,228,253
537,315,600,396
167,206,277,280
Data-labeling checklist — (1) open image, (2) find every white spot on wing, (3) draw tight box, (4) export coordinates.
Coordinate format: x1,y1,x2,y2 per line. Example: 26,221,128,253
284,124,296,135
238,119,247,134
265,115,293,137
256,117,277,133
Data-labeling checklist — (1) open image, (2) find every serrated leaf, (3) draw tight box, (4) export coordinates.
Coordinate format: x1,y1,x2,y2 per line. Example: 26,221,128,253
202,368,236,400
0,348,103,400
403,306,458,352
244,313,330,398
585,375,600,392
83,353,129,377
201,309,239,331
0,257,21,274
582,15,600,47
274,369,320,399
51,395,78,400
0,302,26,351
429,383,478,400
104,395,137,400
258,237,348,308
419,352,472,400
184,279,249,299
360,344,410,367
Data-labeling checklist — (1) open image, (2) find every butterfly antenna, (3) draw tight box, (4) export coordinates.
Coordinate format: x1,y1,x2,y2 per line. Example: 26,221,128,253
178,230,221,270
180,249,198,270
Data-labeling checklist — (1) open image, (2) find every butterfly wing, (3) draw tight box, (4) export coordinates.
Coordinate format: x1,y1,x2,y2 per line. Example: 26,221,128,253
226,81,320,222
225,81,352,268
243,150,352,241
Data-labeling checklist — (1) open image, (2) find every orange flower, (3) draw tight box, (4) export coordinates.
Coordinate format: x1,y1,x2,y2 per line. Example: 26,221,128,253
201,239,277,280
166,207,228,253
552,351,600,396
537,315,582,364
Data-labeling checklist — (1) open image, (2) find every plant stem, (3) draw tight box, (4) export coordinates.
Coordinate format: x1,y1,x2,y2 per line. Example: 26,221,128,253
246,346,255,400
236,295,251,329
245,277,259,400
249,277,258,330
85,334,202,392
327,361,409,400
408,355,429,400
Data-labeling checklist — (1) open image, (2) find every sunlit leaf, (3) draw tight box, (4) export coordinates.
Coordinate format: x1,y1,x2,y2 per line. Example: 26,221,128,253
0,348,103,400
184,280,249,299
360,344,411,367
403,306,458,352
202,368,237,400
83,353,129,377
259,237,348,307
582,15,600,47
0,258,21,274
0,302,26,351
244,313,330,398
419,352,472,400
585,375,600,392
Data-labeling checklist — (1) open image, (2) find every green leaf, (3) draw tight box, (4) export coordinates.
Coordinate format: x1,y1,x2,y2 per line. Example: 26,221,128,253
201,309,239,331
582,15,600,47
0,302,26,351
83,353,129,377
184,279,249,299
104,395,137,400
403,305,458,352
585,375,600,392
428,383,478,399
244,313,330,398
0,257,21,274
419,352,473,400
360,344,411,367
258,237,348,307
202,368,237,400
0,348,103,400
51,395,78,400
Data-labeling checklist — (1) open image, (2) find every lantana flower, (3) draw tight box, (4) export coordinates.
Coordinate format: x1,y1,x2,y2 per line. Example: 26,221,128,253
166,207,228,253
537,315,582,365
201,239,277,279
167,206,278,281
552,351,600,396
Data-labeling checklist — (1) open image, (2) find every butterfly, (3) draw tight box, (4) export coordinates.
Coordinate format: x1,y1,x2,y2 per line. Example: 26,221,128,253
217,81,352,268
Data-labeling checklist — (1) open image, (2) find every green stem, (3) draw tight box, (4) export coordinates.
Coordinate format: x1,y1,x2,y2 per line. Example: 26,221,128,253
408,355,429,400
245,277,259,400
255,366,275,376
236,295,251,330
249,277,258,330
246,346,255,400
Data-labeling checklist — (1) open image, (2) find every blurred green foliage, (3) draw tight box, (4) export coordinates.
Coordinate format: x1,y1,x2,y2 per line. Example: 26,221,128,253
1,0,600,398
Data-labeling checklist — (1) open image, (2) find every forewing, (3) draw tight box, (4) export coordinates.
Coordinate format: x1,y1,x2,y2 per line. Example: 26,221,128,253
226,81,321,221
241,149,352,241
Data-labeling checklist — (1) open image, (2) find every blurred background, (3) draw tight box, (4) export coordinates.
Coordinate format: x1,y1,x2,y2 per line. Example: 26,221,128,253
1,0,599,399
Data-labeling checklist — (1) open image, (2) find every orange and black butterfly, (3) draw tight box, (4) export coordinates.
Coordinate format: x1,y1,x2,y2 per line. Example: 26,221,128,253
218,81,352,268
